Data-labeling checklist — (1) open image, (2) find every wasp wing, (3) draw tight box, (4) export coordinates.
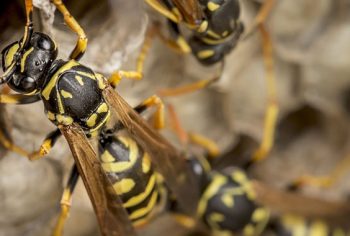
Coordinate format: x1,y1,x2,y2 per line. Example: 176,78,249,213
253,180,350,227
172,0,204,26
103,85,200,215
59,124,136,236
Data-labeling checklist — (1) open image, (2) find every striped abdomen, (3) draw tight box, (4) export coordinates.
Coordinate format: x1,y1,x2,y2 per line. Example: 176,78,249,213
99,135,162,226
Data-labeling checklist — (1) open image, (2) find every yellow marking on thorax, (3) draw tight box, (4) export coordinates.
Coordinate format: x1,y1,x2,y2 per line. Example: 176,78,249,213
210,212,224,223
97,103,108,113
88,110,110,133
197,174,227,217
129,190,158,220
113,178,136,195
243,224,256,236
281,214,307,236
197,50,215,59
101,136,139,173
56,114,73,125
252,208,269,222
5,43,19,68
176,37,191,53
208,2,220,11
47,111,56,121
60,90,73,99
310,220,328,236
42,60,80,100
76,71,96,80
207,30,222,39
20,47,34,72
95,73,107,90
198,20,209,33
221,194,234,208
75,75,84,86
123,174,156,208
86,114,98,127
142,153,152,174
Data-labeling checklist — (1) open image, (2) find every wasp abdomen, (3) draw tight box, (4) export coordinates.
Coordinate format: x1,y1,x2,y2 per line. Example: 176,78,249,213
99,135,162,226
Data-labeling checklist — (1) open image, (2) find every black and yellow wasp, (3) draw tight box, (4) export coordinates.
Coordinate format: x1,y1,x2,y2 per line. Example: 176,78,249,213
164,105,350,236
142,0,279,166
53,102,169,235
0,0,201,235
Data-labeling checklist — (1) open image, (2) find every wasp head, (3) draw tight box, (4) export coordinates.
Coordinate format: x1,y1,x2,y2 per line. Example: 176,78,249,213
1,32,58,94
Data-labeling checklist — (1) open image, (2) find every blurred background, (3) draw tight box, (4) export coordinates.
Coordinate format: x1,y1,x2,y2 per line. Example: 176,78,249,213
0,0,350,235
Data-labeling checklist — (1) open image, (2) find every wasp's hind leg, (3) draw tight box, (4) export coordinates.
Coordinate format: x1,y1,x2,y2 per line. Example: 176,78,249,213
250,25,278,164
167,104,220,159
287,154,350,191
51,0,87,61
52,164,79,236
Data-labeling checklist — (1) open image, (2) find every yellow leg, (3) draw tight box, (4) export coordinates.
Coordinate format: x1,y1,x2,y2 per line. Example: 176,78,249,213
188,133,220,159
251,25,278,163
172,213,197,229
134,95,165,130
145,0,181,23
289,154,350,190
51,0,88,61
157,61,224,97
22,0,34,49
52,165,79,236
243,0,276,39
0,94,40,104
28,129,62,161
0,130,29,157
167,104,219,158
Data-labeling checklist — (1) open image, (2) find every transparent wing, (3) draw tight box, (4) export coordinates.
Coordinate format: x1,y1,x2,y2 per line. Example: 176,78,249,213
103,85,200,215
253,180,350,227
59,124,136,236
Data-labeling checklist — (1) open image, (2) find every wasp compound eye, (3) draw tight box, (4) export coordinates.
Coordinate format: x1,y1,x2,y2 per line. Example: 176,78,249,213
37,36,55,51
20,76,37,92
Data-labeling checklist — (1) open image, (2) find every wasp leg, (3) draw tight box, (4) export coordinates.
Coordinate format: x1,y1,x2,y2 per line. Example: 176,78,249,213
250,25,278,163
51,0,87,61
0,94,41,104
28,129,62,161
172,213,197,229
243,0,276,39
0,130,29,157
157,61,223,97
145,0,181,23
133,95,165,130
52,164,79,236
22,0,34,49
167,104,219,158
288,154,350,191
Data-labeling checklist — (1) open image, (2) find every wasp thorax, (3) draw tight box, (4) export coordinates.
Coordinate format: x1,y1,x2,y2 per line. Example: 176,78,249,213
1,32,58,94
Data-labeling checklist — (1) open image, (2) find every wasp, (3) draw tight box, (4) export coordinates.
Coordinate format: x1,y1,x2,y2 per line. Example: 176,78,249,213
142,0,279,164
0,0,200,235
268,214,350,236
165,105,350,236
52,100,169,235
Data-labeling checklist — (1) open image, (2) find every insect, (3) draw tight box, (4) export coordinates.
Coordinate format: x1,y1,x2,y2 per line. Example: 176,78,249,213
166,105,350,236
268,214,350,236
142,0,279,165
0,0,201,234
52,99,168,235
